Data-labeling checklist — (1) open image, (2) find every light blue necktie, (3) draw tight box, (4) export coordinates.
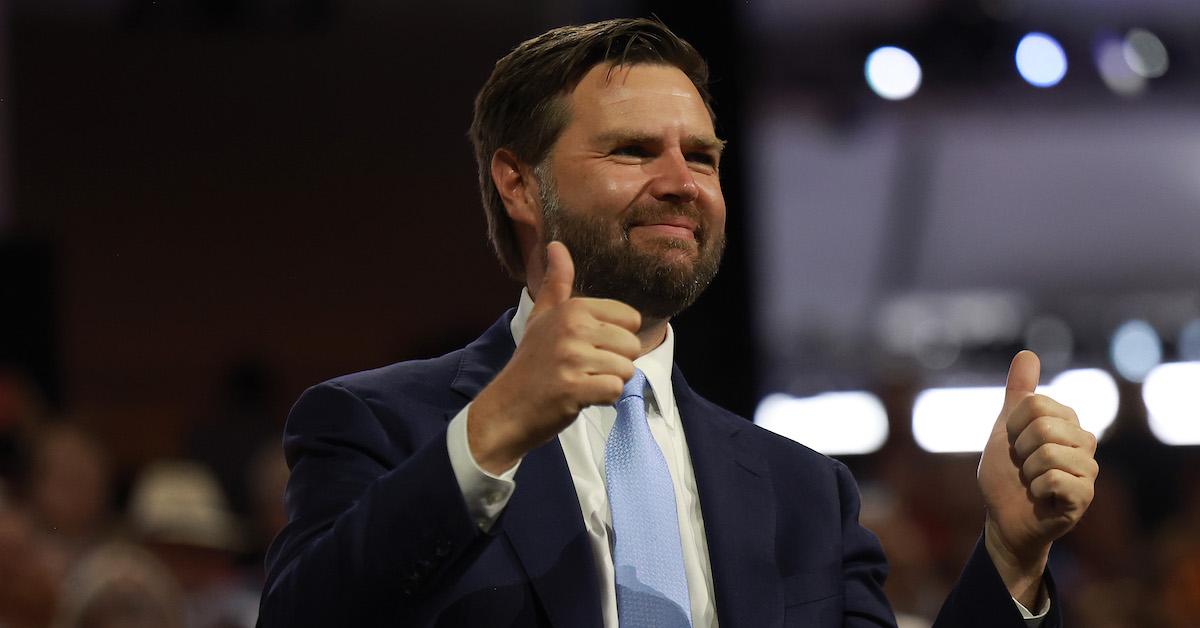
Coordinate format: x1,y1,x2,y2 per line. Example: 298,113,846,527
605,368,692,628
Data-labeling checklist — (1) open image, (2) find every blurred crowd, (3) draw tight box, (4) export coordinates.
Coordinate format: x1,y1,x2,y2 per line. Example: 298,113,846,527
0,366,285,628
0,364,1196,628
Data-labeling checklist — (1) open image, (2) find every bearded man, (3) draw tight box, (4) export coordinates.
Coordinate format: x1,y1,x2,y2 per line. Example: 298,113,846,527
258,18,1098,628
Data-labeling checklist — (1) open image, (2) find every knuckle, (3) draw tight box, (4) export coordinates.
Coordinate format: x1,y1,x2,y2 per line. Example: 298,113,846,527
1047,468,1068,491
552,342,580,366
563,313,590,337
1031,416,1056,440
1027,394,1052,417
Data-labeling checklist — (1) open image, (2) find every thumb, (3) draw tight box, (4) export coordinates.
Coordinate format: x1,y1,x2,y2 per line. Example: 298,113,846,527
531,241,574,315
1000,349,1041,418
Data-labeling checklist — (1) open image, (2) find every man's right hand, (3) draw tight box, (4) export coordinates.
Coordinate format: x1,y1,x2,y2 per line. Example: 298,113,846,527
467,241,643,475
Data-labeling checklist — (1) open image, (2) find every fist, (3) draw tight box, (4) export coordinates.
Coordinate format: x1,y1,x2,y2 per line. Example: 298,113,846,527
978,351,1099,598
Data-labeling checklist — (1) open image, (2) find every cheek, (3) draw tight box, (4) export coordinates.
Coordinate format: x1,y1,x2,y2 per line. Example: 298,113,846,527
701,180,727,222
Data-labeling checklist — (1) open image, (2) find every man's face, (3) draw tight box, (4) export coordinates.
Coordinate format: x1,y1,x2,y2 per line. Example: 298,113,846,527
535,63,726,320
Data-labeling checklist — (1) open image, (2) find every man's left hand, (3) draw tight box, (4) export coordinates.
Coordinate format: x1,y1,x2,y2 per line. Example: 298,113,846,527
978,350,1099,608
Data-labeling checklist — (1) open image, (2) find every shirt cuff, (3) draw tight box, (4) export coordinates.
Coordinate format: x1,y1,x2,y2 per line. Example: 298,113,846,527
446,403,519,532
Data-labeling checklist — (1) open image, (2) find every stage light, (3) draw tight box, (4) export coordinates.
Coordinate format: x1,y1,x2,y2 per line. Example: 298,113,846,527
865,46,922,101
1124,28,1169,78
913,369,1121,453
1096,35,1146,96
1047,368,1118,439
1016,32,1068,88
912,386,1002,453
1143,362,1200,446
1110,319,1162,382
754,391,889,455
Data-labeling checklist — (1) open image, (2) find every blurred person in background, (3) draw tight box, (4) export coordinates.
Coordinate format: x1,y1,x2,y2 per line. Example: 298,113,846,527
0,367,46,499
188,360,281,520
25,422,116,570
246,433,289,572
51,541,186,628
128,460,259,628
0,370,59,627
0,497,60,628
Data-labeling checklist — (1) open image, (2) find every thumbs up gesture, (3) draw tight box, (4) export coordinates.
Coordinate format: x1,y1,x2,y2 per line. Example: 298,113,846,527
978,350,1099,606
468,242,643,474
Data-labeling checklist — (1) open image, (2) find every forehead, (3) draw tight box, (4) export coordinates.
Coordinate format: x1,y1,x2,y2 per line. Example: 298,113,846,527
561,63,717,139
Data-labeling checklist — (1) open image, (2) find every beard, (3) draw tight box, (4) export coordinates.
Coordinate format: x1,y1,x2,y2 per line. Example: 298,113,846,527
536,171,725,321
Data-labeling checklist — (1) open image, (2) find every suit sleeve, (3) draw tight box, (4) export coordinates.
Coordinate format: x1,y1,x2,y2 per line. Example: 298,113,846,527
257,382,483,627
932,536,1062,628
833,460,900,627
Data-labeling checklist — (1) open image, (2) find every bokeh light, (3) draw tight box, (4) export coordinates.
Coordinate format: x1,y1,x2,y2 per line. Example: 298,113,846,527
1143,362,1200,445
1110,319,1162,382
755,391,889,455
1016,32,1068,87
1123,28,1169,78
865,46,922,101
1096,35,1146,96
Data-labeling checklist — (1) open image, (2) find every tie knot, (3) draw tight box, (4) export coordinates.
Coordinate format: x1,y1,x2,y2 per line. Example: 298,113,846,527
620,368,647,403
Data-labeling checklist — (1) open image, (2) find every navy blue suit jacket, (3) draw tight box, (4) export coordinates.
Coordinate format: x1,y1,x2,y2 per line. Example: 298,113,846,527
259,310,1059,627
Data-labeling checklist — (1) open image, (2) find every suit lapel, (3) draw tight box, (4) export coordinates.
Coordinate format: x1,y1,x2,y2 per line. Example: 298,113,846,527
501,441,604,628
450,310,603,628
674,367,782,628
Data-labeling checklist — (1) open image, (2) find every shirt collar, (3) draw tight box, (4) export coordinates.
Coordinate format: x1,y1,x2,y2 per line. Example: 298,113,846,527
510,289,676,419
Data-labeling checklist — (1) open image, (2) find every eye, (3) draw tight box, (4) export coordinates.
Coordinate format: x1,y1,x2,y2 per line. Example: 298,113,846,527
612,145,652,158
686,152,717,166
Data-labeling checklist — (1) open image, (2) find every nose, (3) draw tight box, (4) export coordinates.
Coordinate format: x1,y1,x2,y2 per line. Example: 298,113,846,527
647,148,699,204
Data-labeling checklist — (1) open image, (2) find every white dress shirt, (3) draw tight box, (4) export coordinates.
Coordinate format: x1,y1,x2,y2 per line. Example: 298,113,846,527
445,290,718,628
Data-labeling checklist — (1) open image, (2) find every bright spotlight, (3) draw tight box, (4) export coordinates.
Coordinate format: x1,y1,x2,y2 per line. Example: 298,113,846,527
1046,368,1118,439
913,368,1121,453
754,391,889,455
865,46,922,101
1110,319,1162,382
1143,362,1200,445
1016,32,1068,87
1124,28,1169,78
912,386,1002,453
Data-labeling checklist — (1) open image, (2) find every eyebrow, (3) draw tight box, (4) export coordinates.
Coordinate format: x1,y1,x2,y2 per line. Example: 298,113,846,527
595,130,727,154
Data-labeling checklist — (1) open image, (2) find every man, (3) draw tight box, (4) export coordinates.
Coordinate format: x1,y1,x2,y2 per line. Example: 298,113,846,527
258,18,1098,627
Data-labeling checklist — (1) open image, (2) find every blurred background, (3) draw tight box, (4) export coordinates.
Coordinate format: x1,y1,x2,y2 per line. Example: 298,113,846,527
0,0,1197,626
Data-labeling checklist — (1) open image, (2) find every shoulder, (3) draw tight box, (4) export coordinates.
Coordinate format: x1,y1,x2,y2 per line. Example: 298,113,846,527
322,350,465,405
281,350,471,448
302,308,517,413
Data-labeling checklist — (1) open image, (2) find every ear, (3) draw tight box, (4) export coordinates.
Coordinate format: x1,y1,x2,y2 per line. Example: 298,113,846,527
490,148,542,233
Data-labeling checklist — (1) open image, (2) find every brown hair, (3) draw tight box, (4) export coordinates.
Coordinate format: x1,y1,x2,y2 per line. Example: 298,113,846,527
469,17,713,280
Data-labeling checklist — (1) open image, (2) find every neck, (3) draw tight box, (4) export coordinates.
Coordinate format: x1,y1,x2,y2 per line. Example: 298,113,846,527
636,317,670,357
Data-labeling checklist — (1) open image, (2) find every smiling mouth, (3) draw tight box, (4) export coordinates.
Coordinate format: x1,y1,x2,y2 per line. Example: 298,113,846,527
632,223,696,240
629,216,699,242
